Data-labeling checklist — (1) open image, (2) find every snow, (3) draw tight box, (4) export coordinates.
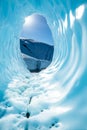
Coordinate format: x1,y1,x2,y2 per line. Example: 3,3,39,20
0,0,87,130
20,39,54,72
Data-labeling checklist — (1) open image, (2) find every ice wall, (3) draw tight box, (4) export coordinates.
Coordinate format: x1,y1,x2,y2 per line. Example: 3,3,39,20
0,0,87,130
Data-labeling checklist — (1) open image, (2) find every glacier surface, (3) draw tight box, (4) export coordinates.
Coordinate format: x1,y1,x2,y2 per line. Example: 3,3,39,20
0,0,87,130
20,38,54,72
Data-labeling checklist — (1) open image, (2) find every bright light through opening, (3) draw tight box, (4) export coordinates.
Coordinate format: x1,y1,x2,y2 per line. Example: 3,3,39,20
24,15,34,26
20,14,54,73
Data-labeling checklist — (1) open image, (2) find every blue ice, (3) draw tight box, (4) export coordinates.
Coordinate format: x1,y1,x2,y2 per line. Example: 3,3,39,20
0,0,87,130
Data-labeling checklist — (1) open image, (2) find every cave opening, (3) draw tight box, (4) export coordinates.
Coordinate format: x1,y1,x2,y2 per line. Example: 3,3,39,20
20,14,54,73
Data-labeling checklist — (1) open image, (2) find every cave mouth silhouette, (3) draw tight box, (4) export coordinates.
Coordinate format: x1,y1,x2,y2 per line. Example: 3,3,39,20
20,14,54,73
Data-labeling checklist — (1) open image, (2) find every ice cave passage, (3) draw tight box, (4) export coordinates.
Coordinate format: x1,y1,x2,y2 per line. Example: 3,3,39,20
0,0,87,130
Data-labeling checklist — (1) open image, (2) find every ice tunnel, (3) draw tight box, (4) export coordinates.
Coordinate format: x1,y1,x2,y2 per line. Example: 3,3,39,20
0,0,87,130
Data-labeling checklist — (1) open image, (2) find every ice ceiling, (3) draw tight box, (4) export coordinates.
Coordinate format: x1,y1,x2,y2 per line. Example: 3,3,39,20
0,0,87,130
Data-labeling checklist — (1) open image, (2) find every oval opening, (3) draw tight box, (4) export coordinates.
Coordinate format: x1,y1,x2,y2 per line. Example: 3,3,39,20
20,14,54,73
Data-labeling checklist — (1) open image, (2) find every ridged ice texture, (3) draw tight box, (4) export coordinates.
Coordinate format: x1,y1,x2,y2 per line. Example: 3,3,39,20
0,0,87,130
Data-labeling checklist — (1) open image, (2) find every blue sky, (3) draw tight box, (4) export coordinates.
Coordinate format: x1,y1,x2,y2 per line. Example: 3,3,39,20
21,14,54,45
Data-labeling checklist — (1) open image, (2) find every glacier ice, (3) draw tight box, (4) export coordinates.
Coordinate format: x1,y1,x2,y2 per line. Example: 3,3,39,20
20,38,54,72
0,0,87,130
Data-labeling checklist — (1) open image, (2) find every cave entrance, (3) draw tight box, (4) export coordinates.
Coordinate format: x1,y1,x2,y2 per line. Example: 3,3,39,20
20,14,54,73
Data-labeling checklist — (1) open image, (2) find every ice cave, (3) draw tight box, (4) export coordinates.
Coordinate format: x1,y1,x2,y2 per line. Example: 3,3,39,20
0,0,87,130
